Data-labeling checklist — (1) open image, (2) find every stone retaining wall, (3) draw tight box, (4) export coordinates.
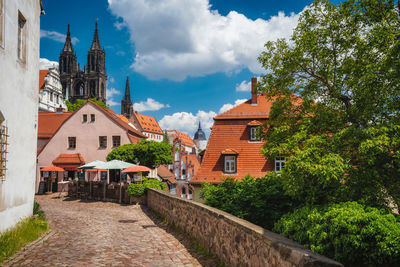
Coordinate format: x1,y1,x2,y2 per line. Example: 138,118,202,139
147,189,343,267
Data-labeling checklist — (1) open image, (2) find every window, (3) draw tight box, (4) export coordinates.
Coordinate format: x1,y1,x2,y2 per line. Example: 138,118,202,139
99,136,107,148
50,92,53,102
17,11,26,62
224,155,236,173
181,187,186,198
82,114,87,123
90,114,95,122
112,136,120,147
56,95,59,104
0,119,8,180
275,157,286,173
0,0,4,47
68,137,76,149
250,127,260,141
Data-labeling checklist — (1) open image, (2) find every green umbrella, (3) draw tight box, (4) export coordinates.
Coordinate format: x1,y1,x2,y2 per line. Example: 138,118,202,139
78,160,105,169
94,160,135,170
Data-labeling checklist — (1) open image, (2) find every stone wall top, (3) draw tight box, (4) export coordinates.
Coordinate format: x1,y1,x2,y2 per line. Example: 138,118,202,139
147,188,343,267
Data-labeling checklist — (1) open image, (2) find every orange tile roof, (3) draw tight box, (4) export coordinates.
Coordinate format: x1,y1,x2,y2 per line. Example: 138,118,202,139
191,119,274,184
214,94,302,120
157,165,177,184
39,70,49,92
116,114,131,124
38,112,73,138
52,153,85,166
134,113,163,134
247,120,262,126
175,131,195,147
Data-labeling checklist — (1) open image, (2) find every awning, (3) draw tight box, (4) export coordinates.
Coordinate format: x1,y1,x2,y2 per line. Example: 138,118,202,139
41,166,64,171
122,165,151,173
86,169,107,172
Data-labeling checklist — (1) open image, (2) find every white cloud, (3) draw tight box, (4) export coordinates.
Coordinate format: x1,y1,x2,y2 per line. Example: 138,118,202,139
133,98,170,112
106,87,121,107
235,80,251,92
219,99,247,114
109,76,115,83
40,58,59,70
108,0,300,81
40,30,79,45
159,110,216,137
159,98,247,137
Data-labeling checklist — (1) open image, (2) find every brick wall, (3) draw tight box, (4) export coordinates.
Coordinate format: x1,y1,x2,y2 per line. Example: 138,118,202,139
147,189,343,267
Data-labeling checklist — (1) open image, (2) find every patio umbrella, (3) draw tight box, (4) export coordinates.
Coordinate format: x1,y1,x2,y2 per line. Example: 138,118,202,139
122,165,151,173
78,160,105,169
41,166,65,172
94,160,135,170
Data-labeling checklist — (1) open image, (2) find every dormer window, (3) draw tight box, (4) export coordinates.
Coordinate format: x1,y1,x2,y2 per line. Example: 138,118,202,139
221,149,238,174
224,155,236,173
250,127,260,141
275,157,286,173
247,120,262,141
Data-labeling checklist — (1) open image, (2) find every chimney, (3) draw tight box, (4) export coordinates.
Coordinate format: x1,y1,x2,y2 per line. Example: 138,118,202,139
251,77,258,105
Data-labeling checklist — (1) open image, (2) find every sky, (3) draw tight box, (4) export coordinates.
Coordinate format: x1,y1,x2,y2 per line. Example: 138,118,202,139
40,0,313,138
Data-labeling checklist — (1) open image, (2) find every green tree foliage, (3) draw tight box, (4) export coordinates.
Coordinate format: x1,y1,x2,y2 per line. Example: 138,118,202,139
200,174,300,230
66,98,108,112
162,130,170,144
106,140,173,168
258,0,400,207
126,178,166,197
274,202,400,266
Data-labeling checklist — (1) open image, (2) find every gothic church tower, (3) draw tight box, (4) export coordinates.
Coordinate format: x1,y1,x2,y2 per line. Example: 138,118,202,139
59,24,77,99
121,76,133,117
59,23,107,104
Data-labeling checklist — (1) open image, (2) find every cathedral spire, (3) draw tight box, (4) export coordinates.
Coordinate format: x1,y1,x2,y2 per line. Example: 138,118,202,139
90,21,101,50
62,24,74,52
124,76,132,102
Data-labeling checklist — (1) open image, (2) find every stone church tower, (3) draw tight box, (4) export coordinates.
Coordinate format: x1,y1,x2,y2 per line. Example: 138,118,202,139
121,76,133,117
59,23,107,104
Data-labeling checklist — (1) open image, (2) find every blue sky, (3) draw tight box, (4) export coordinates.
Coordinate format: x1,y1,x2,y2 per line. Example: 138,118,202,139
40,0,312,138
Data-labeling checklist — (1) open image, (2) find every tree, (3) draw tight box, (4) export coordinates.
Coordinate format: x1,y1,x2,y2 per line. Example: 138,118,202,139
258,0,400,207
201,174,300,230
66,98,108,112
162,130,170,144
106,140,173,168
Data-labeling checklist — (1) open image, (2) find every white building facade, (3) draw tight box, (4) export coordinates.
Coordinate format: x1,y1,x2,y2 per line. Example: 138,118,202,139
39,68,67,112
0,0,43,232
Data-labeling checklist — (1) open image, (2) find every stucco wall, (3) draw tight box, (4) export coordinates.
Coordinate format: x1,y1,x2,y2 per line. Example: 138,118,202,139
147,189,343,267
37,102,135,190
0,0,41,232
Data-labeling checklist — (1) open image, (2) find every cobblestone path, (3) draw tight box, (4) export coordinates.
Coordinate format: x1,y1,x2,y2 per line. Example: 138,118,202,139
5,195,216,267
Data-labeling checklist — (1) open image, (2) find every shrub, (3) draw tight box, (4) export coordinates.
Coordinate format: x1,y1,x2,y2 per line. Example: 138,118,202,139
273,202,400,266
201,174,300,230
126,183,146,197
127,178,166,197
33,201,45,220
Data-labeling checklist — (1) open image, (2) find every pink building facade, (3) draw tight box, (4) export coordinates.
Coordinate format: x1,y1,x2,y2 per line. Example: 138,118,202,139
36,100,145,192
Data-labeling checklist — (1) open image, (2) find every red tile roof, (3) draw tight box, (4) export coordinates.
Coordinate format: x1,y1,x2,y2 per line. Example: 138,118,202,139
214,94,302,120
191,93,290,184
135,113,163,134
175,131,195,147
191,119,274,184
38,112,72,138
39,70,49,92
52,153,85,167
157,165,177,184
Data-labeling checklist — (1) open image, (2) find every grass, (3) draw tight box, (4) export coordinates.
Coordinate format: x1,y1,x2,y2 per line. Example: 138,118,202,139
0,202,49,264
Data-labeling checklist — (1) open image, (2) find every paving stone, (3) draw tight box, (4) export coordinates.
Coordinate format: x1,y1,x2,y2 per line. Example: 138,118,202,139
4,194,216,267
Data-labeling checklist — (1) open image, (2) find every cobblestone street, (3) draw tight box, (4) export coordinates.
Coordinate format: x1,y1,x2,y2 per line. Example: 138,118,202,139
4,195,216,267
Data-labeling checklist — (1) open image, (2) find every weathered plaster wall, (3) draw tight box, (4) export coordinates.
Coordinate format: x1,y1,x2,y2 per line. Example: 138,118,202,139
0,0,41,232
147,189,343,267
